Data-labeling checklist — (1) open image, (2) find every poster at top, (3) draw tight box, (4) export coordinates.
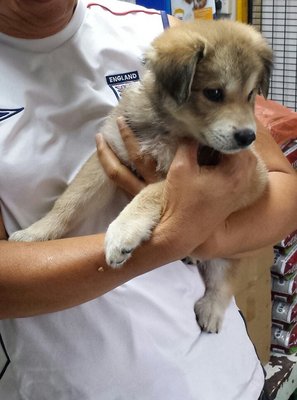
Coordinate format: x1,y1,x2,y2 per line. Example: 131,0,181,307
128,0,216,20
171,0,216,20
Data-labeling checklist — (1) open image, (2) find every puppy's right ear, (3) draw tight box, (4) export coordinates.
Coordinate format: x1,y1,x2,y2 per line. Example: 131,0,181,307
145,26,207,105
258,47,273,99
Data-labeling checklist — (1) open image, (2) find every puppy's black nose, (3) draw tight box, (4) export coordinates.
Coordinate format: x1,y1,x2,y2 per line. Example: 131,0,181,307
234,129,256,147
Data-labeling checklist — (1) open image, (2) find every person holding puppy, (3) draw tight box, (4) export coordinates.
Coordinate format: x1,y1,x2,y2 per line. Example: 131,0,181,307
0,1,296,399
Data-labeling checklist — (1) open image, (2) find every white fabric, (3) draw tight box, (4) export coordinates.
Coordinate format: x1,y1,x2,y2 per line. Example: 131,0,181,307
0,1,264,399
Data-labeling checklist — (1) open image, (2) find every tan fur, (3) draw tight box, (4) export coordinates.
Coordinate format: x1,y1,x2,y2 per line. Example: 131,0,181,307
9,20,272,333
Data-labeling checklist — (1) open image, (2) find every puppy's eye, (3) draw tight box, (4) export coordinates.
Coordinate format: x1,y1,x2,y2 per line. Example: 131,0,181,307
248,89,255,102
203,88,224,102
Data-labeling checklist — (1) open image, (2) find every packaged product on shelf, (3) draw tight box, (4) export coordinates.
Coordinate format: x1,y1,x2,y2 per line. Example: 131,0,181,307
271,243,297,275
275,229,297,250
271,322,297,354
272,298,297,324
272,292,296,304
281,139,297,170
272,272,297,303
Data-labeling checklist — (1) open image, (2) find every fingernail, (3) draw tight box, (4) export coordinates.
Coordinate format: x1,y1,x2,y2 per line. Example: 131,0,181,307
116,116,126,130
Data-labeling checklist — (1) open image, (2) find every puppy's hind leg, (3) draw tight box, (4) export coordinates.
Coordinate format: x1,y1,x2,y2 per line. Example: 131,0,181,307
105,181,164,268
194,258,234,333
9,153,115,242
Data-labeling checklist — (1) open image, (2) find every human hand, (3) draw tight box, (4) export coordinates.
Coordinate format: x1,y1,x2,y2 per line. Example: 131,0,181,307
156,140,258,259
96,117,159,197
97,119,258,261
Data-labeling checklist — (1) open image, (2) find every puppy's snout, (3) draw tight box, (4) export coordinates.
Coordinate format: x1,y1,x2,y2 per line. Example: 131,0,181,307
234,129,256,148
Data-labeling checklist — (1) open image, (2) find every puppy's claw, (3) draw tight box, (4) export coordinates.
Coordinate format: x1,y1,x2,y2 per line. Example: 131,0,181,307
105,217,154,269
194,295,224,334
105,242,135,269
121,248,133,255
107,255,131,269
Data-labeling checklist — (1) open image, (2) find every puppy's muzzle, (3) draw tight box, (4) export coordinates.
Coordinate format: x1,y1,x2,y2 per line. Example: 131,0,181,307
234,129,256,148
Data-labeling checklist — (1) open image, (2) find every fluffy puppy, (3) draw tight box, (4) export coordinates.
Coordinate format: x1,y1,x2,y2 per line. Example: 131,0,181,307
10,20,273,333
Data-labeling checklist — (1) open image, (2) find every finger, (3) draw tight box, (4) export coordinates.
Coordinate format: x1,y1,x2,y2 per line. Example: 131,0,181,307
96,134,145,196
116,117,140,158
117,117,159,183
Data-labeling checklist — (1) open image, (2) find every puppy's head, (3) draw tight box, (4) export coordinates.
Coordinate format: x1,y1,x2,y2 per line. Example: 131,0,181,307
145,20,273,153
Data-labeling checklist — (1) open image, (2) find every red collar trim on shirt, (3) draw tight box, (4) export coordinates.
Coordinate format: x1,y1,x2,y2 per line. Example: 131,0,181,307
87,2,160,16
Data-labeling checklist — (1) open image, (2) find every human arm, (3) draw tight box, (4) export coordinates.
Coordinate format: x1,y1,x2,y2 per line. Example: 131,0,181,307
0,138,251,318
195,120,297,260
99,119,297,261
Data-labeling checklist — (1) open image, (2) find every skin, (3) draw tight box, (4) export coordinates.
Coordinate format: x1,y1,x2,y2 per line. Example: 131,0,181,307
0,0,78,38
101,119,297,260
0,137,254,317
199,120,297,259
0,1,297,319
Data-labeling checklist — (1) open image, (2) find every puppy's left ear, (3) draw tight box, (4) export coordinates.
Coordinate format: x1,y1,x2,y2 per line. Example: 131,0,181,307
145,25,207,105
258,46,273,98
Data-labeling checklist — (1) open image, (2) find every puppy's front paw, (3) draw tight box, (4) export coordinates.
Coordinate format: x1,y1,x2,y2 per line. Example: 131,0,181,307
105,217,153,269
9,214,67,242
9,219,61,242
194,294,225,334
9,227,46,242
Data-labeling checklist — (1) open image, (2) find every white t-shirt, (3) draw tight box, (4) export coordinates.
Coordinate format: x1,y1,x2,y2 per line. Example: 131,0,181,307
0,1,265,399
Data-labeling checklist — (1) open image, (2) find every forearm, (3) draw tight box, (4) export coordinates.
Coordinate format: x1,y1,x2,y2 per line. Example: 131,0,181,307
2,132,284,317
0,231,176,319
0,140,220,319
197,170,297,259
